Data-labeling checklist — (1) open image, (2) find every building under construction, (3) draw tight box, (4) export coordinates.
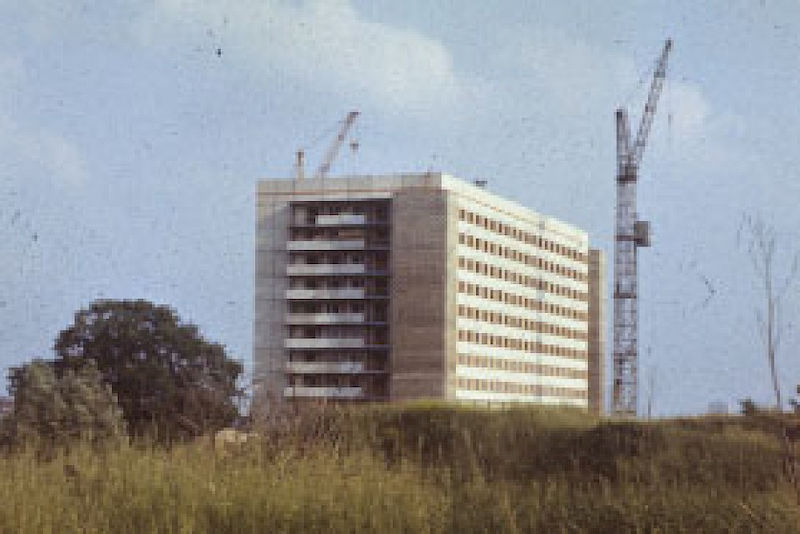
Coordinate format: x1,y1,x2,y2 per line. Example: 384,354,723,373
254,172,606,414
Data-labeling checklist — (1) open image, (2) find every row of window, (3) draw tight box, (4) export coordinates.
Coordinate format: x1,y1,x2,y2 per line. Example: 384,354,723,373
458,281,588,322
288,375,362,387
291,253,368,263
455,378,587,400
457,353,587,380
290,204,389,225
290,302,367,313
458,256,588,303
290,279,367,289
292,228,367,238
458,233,586,283
288,327,384,339
457,330,587,360
458,209,587,264
457,305,587,341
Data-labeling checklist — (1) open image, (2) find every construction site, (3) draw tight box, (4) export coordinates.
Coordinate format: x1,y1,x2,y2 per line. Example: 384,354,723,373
254,41,673,417
10,2,800,529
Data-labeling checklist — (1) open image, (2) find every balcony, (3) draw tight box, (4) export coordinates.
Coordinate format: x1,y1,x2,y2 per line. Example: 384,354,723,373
285,361,365,374
285,313,365,324
286,263,366,276
284,337,365,349
287,240,364,251
283,386,364,399
285,288,365,300
316,214,366,226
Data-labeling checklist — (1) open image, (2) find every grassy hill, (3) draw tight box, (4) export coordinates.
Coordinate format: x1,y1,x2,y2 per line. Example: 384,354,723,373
2,403,799,533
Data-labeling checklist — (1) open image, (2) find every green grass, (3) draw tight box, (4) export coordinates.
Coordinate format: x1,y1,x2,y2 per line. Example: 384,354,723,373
2,403,800,533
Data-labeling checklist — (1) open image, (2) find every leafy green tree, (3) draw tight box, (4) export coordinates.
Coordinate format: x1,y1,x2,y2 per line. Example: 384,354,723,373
53,299,243,440
6,359,125,450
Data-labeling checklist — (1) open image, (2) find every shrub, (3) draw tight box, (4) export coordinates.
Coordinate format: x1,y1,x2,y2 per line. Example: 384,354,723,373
5,360,125,453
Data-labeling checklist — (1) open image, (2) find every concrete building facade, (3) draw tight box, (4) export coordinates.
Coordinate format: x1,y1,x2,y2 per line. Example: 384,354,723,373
255,173,605,413
587,249,606,414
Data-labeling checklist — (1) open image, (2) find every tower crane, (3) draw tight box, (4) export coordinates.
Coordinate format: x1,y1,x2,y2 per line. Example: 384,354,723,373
612,39,672,417
295,111,360,181
316,110,359,179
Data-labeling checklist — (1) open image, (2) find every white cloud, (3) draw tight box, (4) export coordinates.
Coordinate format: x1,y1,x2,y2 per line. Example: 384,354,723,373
642,77,751,173
0,115,89,187
0,55,24,111
494,30,744,169
30,129,88,186
132,1,732,161
487,30,716,132
665,81,710,139
135,0,464,116
0,57,88,187
461,27,647,128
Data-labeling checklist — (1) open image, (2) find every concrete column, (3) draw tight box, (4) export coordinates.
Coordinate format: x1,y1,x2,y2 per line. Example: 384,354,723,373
389,189,451,400
587,248,606,415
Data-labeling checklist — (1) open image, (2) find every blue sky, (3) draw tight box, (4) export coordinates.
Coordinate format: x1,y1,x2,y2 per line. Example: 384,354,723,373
1,0,799,415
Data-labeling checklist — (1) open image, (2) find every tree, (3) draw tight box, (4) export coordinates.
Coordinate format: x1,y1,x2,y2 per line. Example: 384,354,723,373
53,299,243,440
6,359,125,450
738,214,799,410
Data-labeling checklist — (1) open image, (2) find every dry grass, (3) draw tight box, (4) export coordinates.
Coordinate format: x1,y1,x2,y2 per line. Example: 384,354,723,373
2,403,799,533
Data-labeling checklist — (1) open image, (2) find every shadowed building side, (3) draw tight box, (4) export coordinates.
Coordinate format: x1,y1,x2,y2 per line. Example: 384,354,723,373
389,188,453,399
588,249,606,415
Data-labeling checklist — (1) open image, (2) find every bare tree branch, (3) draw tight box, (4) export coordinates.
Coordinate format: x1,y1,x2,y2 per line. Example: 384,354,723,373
755,310,767,344
779,252,800,298
738,213,797,410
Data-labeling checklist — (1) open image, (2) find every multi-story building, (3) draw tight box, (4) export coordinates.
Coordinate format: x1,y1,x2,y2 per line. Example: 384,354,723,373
254,173,606,413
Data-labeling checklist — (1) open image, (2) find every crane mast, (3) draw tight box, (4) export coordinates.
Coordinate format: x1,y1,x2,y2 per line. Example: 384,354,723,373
612,39,672,417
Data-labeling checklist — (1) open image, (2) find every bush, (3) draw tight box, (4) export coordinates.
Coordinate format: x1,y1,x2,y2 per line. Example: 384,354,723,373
5,360,125,453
